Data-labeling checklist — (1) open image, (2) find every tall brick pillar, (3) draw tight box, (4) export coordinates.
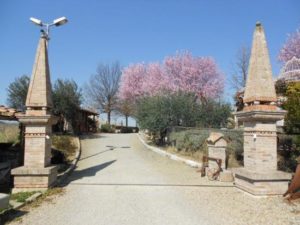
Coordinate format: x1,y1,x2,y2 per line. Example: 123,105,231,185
234,22,291,195
12,34,58,192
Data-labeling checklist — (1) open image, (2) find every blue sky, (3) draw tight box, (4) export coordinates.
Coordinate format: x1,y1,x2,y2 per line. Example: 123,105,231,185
0,0,300,125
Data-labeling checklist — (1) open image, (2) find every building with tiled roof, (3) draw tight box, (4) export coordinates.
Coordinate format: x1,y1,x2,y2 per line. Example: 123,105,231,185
0,105,19,120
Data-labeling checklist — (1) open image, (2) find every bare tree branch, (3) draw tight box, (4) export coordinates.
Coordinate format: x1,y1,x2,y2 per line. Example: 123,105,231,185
230,46,250,92
85,61,122,124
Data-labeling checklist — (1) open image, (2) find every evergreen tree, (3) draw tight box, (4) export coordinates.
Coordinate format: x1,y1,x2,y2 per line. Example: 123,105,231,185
6,75,30,111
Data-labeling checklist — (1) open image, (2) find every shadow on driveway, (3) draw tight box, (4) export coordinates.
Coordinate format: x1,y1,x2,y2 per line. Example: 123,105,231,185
80,134,105,140
61,160,116,186
0,209,28,224
79,150,112,161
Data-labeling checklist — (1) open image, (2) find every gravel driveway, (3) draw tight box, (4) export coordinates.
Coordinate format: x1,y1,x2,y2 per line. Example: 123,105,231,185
8,133,300,225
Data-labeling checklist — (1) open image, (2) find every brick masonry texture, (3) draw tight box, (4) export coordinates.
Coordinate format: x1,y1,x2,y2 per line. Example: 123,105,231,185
12,35,57,192
234,23,291,195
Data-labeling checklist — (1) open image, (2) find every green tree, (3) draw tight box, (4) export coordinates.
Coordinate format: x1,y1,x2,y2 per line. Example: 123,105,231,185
197,100,232,128
275,79,288,95
6,75,30,111
52,79,82,133
283,82,300,134
136,92,231,144
136,92,199,143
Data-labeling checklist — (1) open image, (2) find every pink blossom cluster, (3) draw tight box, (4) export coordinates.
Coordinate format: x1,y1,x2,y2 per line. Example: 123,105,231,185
278,27,300,63
119,52,224,102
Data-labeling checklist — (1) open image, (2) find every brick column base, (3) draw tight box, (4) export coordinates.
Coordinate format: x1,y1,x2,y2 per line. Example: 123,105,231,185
11,166,57,193
234,168,291,195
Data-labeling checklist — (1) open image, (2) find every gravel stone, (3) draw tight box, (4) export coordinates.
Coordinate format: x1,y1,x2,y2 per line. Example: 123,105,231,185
8,133,300,225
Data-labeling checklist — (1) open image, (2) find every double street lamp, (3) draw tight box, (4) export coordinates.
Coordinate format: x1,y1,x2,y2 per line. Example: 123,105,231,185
30,16,68,40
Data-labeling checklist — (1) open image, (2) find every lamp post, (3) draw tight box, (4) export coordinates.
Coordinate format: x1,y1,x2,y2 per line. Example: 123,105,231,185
30,16,68,40
11,16,68,192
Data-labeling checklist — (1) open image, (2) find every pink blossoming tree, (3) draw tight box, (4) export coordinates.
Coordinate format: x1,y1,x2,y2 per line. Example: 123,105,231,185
118,63,146,102
278,27,300,63
142,62,167,96
163,52,224,101
119,51,224,102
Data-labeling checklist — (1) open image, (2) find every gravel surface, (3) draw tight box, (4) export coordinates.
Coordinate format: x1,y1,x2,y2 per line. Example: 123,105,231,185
7,133,300,225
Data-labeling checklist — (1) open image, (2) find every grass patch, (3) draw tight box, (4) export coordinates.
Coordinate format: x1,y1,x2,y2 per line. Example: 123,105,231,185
26,188,65,209
10,191,38,203
10,188,64,207
2,188,65,224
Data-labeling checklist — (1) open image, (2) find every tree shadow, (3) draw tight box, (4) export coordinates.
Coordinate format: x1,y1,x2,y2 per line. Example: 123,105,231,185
0,209,28,224
79,149,111,161
60,160,116,186
80,134,105,140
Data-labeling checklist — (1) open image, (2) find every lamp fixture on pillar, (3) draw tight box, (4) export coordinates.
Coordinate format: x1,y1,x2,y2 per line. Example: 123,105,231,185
30,17,68,40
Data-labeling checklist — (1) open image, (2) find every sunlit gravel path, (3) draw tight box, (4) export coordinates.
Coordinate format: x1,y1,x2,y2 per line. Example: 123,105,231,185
8,133,300,225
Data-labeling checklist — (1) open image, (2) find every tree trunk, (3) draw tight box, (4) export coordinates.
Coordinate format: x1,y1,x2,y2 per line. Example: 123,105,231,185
107,111,111,125
125,115,128,127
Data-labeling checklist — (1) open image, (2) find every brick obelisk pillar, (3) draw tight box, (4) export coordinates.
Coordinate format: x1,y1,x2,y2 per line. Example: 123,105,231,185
234,22,291,195
11,34,58,192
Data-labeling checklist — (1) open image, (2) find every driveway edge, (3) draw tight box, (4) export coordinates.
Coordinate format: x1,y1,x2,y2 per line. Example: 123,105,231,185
137,133,202,168
0,136,82,223
56,136,81,185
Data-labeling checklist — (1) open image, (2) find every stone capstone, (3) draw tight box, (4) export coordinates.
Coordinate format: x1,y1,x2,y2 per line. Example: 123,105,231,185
25,36,53,110
243,22,277,105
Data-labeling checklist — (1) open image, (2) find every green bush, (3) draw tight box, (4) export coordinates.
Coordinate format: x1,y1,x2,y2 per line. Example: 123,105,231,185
170,129,209,152
136,92,231,144
52,135,77,163
169,128,244,167
100,124,115,133
225,130,244,165
0,122,19,144
282,82,300,134
169,129,300,171
278,134,300,172
120,127,139,133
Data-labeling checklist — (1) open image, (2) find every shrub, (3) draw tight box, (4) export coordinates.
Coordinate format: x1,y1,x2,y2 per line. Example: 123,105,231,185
278,134,300,172
120,127,139,133
169,128,244,167
100,124,115,133
136,92,231,144
283,82,300,134
170,129,210,152
0,122,19,144
51,135,77,163
224,130,244,165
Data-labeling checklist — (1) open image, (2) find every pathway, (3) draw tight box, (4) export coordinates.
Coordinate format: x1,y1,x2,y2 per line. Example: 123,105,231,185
9,133,300,225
